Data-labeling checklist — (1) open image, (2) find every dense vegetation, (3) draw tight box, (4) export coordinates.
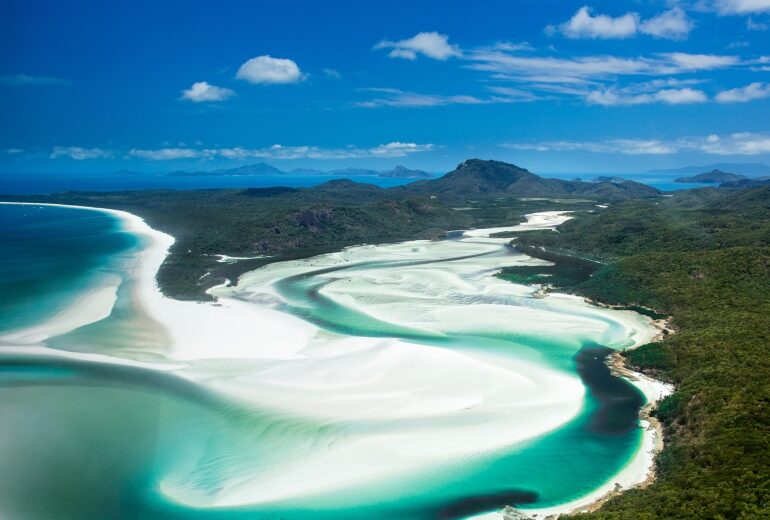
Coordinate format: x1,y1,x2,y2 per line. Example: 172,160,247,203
9,177,598,299
516,186,770,519
400,159,661,201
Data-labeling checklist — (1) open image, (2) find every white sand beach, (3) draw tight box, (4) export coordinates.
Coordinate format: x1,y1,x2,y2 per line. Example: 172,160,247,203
0,202,669,517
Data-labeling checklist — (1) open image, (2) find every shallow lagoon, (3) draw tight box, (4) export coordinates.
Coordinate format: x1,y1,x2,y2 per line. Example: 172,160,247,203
0,204,664,519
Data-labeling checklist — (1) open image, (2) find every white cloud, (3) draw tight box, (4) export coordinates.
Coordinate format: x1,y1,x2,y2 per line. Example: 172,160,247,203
128,148,201,160
355,89,483,108
546,6,693,40
747,16,769,29
375,32,461,60
547,6,639,39
715,82,770,102
354,86,539,108
715,0,770,14
690,132,770,154
640,8,694,40
126,142,434,161
323,68,341,79
3,148,23,155
50,146,112,160
485,86,542,102
491,41,535,52
460,46,747,106
366,142,434,157
662,52,739,70
505,138,676,155
587,86,708,105
180,81,235,102
466,50,738,82
0,73,72,86
656,87,709,103
236,55,303,84
505,132,770,155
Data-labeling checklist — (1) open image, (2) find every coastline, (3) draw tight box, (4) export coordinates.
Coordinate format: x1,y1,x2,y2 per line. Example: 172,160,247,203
516,303,674,519
1,202,674,519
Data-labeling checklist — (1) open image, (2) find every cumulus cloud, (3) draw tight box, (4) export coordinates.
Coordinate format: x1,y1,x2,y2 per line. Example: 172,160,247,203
50,146,112,160
546,6,693,40
546,6,639,39
0,73,72,86
504,132,770,155
236,55,303,84
691,132,770,154
126,142,434,161
655,87,709,103
180,81,235,102
375,32,461,60
366,142,434,157
639,8,694,40
715,82,770,102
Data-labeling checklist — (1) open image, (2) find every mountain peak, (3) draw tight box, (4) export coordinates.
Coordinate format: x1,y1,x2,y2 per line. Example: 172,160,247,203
404,158,659,201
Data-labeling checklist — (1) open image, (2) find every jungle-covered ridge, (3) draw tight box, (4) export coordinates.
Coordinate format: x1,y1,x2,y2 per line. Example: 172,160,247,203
515,185,770,519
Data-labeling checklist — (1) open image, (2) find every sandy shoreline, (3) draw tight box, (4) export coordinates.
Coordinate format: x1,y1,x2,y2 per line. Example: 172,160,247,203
516,312,674,519
1,202,674,518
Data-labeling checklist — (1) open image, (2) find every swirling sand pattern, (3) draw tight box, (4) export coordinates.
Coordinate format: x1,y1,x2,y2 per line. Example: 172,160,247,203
0,204,666,519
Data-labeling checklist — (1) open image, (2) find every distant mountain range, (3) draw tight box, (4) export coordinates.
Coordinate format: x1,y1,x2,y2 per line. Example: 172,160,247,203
399,159,660,201
674,169,747,184
167,163,433,179
649,162,770,176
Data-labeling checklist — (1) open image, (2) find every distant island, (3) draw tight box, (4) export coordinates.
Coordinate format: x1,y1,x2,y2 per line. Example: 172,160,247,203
674,169,746,184
649,162,770,176
167,163,434,179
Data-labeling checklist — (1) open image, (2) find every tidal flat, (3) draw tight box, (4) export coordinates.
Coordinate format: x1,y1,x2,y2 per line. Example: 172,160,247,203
0,203,669,519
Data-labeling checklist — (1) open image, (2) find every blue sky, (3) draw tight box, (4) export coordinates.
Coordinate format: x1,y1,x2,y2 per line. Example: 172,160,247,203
1,0,770,174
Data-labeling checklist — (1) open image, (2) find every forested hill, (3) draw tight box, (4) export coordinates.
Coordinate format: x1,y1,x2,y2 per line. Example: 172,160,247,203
515,186,770,519
400,159,661,201
7,179,602,300
5,159,660,300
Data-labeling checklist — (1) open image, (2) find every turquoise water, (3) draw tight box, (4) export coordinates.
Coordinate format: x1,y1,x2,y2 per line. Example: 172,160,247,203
0,204,649,519
0,205,140,334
